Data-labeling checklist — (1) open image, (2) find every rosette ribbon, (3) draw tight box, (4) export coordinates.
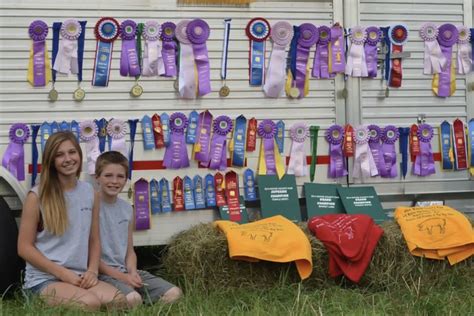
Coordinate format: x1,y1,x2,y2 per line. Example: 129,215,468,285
160,22,177,77
120,20,141,77
364,26,381,78
368,124,383,174
163,112,190,169
187,19,212,96
328,24,346,74
380,125,399,178
79,120,100,175
246,18,271,86
263,21,293,97
142,21,165,77
469,119,474,176
419,23,446,75
194,110,213,166
2,124,30,181
387,24,409,87
352,125,378,181
295,23,319,97
287,122,309,177
176,20,197,99
208,115,233,170
312,25,334,79
413,124,436,176
92,17,120,87
456,26,472,75
325,125,347,178
345,26,368,77
107,118,128,158
27,20,51,87
433,23,458,97
53,19,84,75
257,120,285,179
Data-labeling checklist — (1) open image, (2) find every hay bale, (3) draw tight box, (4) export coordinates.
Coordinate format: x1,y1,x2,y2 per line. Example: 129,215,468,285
163,221,473,291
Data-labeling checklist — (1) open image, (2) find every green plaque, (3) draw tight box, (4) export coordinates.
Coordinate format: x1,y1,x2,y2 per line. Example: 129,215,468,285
336,186,388,224
304,183,345,219
218,196,248,224
257,174,301,222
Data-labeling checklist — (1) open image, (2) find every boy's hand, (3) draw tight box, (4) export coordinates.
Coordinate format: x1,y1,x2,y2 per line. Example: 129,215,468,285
125,270,143,288
80,270,99,289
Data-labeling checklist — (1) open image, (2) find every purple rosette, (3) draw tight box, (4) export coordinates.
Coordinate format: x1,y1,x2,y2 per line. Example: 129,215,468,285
29,20,48,41
419,23,438,42
389,24,409,45
120,20,137,40
175,20,191,44
354,126,370,145
457,26,470,44
349,26,367,45
318,25,331,45
298,23,319,48
164,112,190,169
161,22,176,41
208,115,232,170
257,120,278,175
94,17,120,43
9,123,30,144
325,124,347,178
61,19,81,40
186,19,212,96
258,120,276,139
79,120,98,142
368,124,383,174
417,124,434,142
270,21,293,46
365,26,381,46
143,21,161,41
368,124,382,143
2,123,30,181
414,124,435,176
325,124,344,145
246,18,271,42
107,119,127,139
381,125,400,144
213,115,233,136
170,112,189,134
438,23,458,47
119,20,140,77
186,19,210,45
380,125,399,178
160,22,177,77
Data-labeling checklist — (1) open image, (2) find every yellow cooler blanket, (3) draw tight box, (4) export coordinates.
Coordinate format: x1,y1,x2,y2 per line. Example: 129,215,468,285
214,215,313,280
395,205,473,265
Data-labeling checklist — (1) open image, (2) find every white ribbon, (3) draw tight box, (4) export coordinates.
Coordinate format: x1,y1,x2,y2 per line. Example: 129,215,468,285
263,44,287,98
179,44,196,99
142,40,165,76
53,39,78,75
457,43,472,75
353,142,378,181
287,139,306,176
423,41,446,75
345,42,368,77
110,137,128,158
85,138,100,175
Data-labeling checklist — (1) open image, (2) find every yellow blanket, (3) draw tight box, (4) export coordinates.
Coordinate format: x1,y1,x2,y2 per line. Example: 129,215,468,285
395,205,473,265
214,215,312,280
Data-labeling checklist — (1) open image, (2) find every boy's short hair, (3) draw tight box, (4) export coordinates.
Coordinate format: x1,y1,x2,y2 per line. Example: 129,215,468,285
95,151,129,177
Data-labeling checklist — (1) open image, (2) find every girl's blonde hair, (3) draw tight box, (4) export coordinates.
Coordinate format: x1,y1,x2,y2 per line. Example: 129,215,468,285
39,131,82,235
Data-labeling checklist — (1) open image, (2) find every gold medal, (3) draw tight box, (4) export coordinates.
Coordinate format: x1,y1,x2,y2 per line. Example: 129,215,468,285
128,186,133,200
48,87,58,102
174,79,179,91
130,83,143,97
289,87,300,99
73,87,86,101
219,85,230,97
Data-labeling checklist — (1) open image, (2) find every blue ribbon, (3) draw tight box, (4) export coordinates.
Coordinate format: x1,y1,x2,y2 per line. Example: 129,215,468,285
204,174,216,207
440,121,454,170
92,40,113,86
275,120,285,154
186,110,199,144
160,113,171,147
141,115,155,150
381,26,391,82
40,122,51,152
183,176,196,210
193,175,206,209
250,41,265,86
469,119,474,168
160,178,172,212
31,124,40,187
70,120,80,142
128,119,138,180
50,121,59,134
51,22,61,83
232,115,246,167
243,168,257,201
95,118,108,153
398,127,409,179
59,121,70,131
150,179,161,214
289,26,300,82
78,21,87,83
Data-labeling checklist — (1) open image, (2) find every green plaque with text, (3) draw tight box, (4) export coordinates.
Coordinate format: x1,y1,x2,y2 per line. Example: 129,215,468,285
337,186,388,223
304,183,345,218
258,175,301,222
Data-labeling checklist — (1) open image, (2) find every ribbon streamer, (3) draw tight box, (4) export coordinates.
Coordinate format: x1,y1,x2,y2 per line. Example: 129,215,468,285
246,18,271,86
387,24,409,87
53,19,83,76
325,125,347,178
209,115,233,170
312,25,334,79
257,120,285,179
456,26,472,75
433,23,458,97
452,119,468,170
419,23,446,75
2,124,30,181
31,124,40,186
142,20,165,77
120,20,141,77
128,119,138,180
345,26,368,77
328,24,346,74
380,125,399,178
194,110,213,166
92,17,119,87
398,127,409,179
187,19,212,96
163,112,190,169
309,126,320,182
439,121,454,170
468,119,474,176
107,118,128,158
287,122,309,177
413,124,436,176
27,20,51,87
295,23,318,97
176,20,197,99
160,22,177,77
231,115,247,167
352,125,378,181
368,124,383,174
134,178,151,230
364,26,381,78
79,120,100,175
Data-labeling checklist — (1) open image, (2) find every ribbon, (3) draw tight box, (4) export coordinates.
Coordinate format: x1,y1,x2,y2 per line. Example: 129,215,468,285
134,178,151,230
471,28,474,72
163,112,189,169
309,126,320,182
160,178,172,212
151,114,165,149
410,124,420,162
225,171,241,222
231,115,247,167
381,26,391,83
343,124,354,158
77,21,86,85
452,119,468,170
275,120,285,154
325,124,347,178
176,20,197,99
128,119,138,180
433,23,458,97
92,17,119,87
50,121,60,134
246,117,257,152
220,19,231,85
27,20,51,87
352,125,378,181
456,26,471,75
183,176,196,210
419,23,446,75
70,120,80,142
328,24,346,74
243,168,257,201
186,110,199,144
119,20,141,77
160,113,171,147
413,124,436,176
285,25,299,97
2,124,30,181
95,118,108,153
193,175,206,209
263,21,293,97
398,127,410,179
345,26,368,77
107,118,128,158
172,176,185,211
204,174,216,207
209,115,233,170
142,21,165,77
257,120,285,179
187,19,212,96
287,122,309,177
40,122,51,152
214,172,226,207
160,22,177,77
51,22,61,89
53,19,82,75
313,25,334,79
468,119,474,175
368,124,383,174
440,121,454,170
388,24,409,87
79,120,100,175
150,179,161,214
246,18,271,86
295,23,318,97
31,124,40,186
194,110,213,166
380,125,399,178
364,26,381,78
141,115,155,150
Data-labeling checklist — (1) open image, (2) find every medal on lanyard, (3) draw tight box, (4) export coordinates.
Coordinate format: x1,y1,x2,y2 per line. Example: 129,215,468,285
131,23,145,97
246,18,271,86
243,168,257,201
28,20,51,87
204,173,216,207
2,124,30,181
150,179,161,214
287,25,300,99
220,19,231,97
193,175,206,209
92,17,119,87
183,176,196,210
160,178,172,212
433,24,458,97
134,178,151,230
50,22,61,102
141,115,155,150
173,176,185,211
439,121,454,170
225,171,241,222
452,119,468,170
214,172,226,207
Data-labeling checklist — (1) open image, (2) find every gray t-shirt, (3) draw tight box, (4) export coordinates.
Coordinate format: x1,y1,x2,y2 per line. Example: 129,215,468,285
24,180,94,289
99,198,133,272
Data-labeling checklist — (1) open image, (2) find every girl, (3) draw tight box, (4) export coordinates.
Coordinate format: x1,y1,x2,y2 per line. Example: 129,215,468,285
17,131,125,311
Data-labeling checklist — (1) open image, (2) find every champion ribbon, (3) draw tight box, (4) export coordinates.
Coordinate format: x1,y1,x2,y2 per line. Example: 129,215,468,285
204,174,216,207
246,118,257,152
345,26,368,77
193,175,206,209
186,110,199,144
325,124,348,178
433,23,458,97
231,115,247,167
275,120,285,154
194,110,213,166
53,19,82,75
313,25,334,79
263,21,293,97
160,22,177,77
310,126,320,182
172,176,184,211
92,17,119,87
257,120,285,179
151,114,165,149
183,176,196,210
220,19,231,82
388,24,409,88
214,172,226,207
176,20,197,99
142,21,165,77
209,115,233,170
79,120,100,175
187,19,212,96
452,119,468,170
368,124,383,174
150,179,161,214
440,121,454,170
380,125,399,178
128,119,138,180
468,119,474,175
40,122,51,152
95,118,108,153
328,24,346,74
163,112,189,169
134,178,151,230
120,20,141,77
225,171,241,222
70,120,80,142
31,124,40,186
352,125,378,181
243,168,257,201
2,124,30,181
364,26,381,78
28,20,51,87
413,124,436,176
295,23,318,97
160,178,172,212
160,113,171,147
419,23,446,75
246,18,271,86
456,26,471,75
287,122,309,177
107,119,128,158
141,115,155,150
398,127,410,179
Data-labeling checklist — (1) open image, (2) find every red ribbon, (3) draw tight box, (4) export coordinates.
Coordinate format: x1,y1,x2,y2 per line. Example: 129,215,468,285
152,114,165,149
214,172,226,207
453,119,468,169
343,124,354,157
172,176,184,211
410,124,420,162
246,118,257,152
225,171,241,222
390,45,403,87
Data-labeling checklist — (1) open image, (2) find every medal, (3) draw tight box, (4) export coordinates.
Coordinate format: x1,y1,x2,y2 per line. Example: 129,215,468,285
289,85,300,98
73,86,85,101
220,19,232,97
219,84,230,97
49,86,59,102
130,82,143,97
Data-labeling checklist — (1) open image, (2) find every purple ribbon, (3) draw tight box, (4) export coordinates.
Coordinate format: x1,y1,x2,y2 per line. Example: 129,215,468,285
29,20,48,86
209,115,233,170
258,120,277,174
2,123,30,181
296,23,319,97
329,25,345,74
325,125,347,178
187,19,211,96
365,26,381,78
368,124,383,174
120,20,140,77
161,22,177,77
380,125,399,178
194,111,213,165
134,179,150,230
312,25,333,79
413,124,436,176
436,24,458,97
163,112,190,169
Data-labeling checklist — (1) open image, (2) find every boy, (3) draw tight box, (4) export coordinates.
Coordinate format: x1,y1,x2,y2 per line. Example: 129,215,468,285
95,151,182,307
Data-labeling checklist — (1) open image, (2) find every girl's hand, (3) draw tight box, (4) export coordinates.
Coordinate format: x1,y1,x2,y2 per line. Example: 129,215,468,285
60,269,82,287
80,270,99,289
126,271,143,288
